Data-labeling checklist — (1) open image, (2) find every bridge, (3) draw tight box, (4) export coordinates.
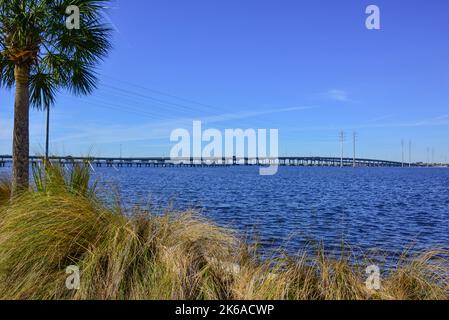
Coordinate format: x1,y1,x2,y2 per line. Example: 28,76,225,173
0,155,413,168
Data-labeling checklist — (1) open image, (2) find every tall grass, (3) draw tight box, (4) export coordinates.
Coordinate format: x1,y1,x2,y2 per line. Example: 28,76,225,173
0,163,447,300
32,161,97,198
0,176,10,207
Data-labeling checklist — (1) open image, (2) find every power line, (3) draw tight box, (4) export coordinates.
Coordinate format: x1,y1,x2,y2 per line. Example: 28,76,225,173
84,98,182,121
102,74,220,111
61,86,215,121
99,83,214,116
57,90,189,121
99,76,271,128
96,88,201,116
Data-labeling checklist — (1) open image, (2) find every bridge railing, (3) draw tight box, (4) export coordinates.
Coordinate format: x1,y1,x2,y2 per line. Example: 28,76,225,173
0,155,421,168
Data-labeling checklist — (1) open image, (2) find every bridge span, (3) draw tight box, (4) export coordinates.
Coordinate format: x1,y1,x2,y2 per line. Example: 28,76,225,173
0,155,413,168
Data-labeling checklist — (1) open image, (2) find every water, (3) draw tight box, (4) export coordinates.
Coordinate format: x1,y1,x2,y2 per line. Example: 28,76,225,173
91,166,449,256
2,166,449,257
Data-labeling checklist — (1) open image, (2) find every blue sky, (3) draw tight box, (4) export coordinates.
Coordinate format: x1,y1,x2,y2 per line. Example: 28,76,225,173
1,0,449,162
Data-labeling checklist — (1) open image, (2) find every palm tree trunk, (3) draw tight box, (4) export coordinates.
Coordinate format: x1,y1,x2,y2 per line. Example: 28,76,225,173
11,64,31,196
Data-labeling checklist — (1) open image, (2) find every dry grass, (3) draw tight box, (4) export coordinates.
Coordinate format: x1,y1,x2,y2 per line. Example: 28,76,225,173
0,164,447,300
0,175,10,207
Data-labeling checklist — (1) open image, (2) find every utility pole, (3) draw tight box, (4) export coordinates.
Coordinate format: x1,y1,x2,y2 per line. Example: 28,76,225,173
427,147,430,167
432,148,435,166
408,141,412,167
45,106,50,161
401,139,404,167
45,63,54,162
339,131,345,168
353,132,357,168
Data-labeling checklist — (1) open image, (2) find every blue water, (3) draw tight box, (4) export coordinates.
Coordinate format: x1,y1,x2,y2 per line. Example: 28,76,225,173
1,166,449,257
90,166,449,256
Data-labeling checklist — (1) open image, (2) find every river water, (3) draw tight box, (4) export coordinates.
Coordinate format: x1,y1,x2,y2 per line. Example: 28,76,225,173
93,166,449,257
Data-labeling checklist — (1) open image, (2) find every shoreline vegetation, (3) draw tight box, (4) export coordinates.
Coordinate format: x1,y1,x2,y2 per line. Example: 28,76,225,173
0,164,448,300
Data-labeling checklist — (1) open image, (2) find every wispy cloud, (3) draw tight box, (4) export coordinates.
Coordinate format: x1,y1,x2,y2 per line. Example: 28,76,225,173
197,106,317,124
322,89,350,102
431,114,449,122
368,114,396,123
310,89,353,103
328,89,349,102
285,113,449,132
50,105,317,145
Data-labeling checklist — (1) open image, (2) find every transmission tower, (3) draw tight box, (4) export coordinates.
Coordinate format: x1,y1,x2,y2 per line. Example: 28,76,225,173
339,131,345,168
353,132,357,168
432,148,435,166
401,139,404,167
408,141,412,167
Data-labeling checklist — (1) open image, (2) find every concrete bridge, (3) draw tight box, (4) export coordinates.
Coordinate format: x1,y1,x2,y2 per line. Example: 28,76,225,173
0,155,414,168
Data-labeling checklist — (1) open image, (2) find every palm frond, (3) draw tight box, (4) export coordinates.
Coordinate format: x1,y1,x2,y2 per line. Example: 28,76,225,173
0,54,15,89
0,0,112,107
29,70,58,110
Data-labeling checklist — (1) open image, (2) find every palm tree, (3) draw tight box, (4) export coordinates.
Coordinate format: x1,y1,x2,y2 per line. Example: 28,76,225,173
0,0,111,195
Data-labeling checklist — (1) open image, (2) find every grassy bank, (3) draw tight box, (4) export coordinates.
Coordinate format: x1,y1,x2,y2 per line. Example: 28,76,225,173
0,164,447,300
